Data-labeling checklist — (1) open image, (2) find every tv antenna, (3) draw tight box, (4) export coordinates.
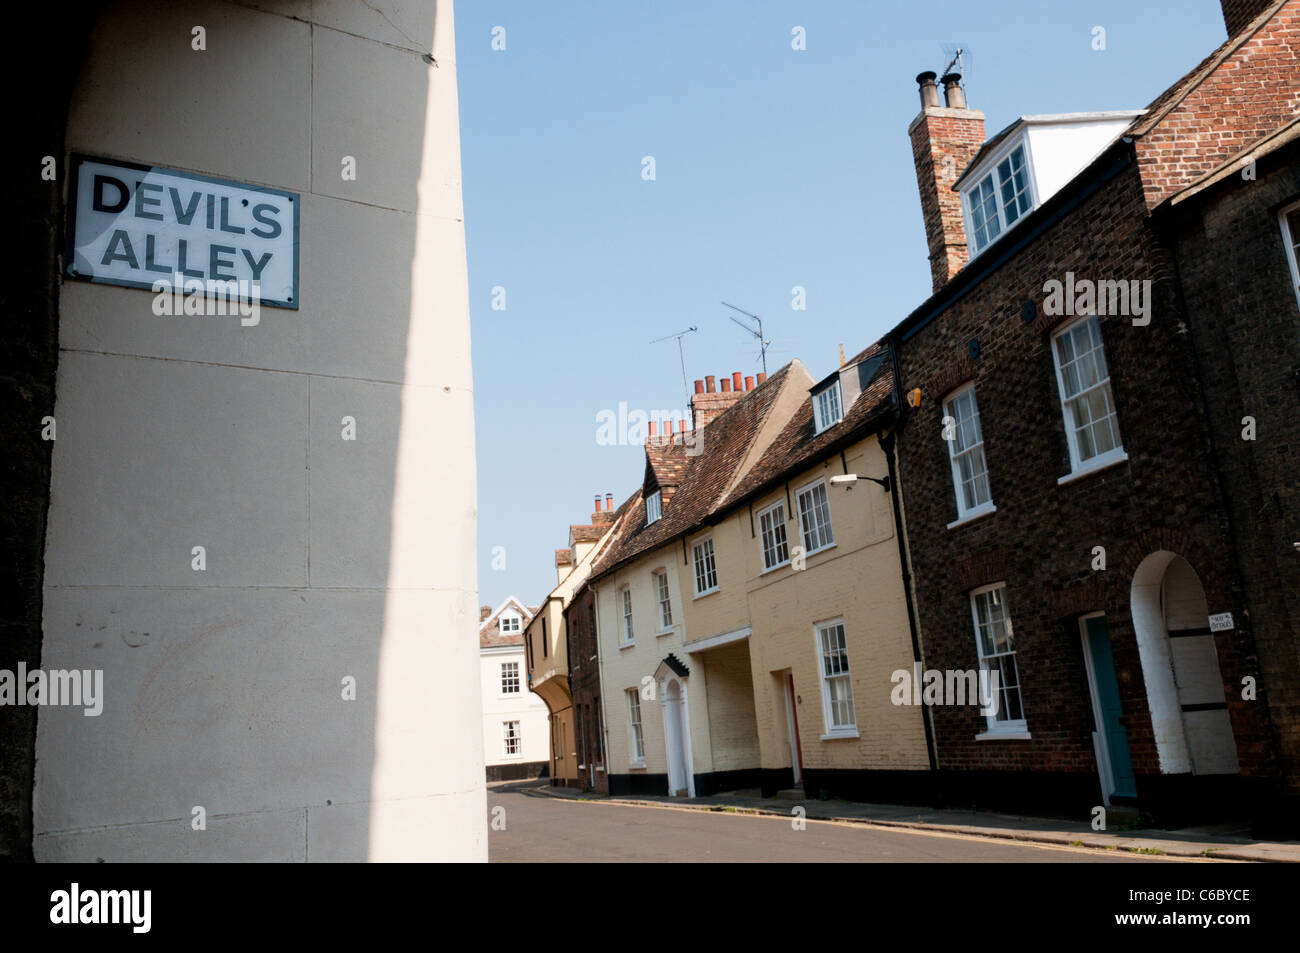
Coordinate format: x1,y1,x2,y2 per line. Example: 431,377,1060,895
721,301,769,376
649,325,698,418
939,44,970,100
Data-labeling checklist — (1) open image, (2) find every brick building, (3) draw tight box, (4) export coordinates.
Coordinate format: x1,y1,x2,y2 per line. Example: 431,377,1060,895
567,585,609,793
886,0,1296,825
1152,2,1300,836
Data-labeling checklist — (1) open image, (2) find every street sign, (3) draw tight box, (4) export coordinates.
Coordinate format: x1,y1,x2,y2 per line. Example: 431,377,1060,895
1208,612,1234,632
66,155,299,309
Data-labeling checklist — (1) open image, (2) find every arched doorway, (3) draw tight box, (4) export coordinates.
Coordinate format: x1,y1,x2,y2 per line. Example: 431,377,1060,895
661,677,693,797
1130,551,1239,776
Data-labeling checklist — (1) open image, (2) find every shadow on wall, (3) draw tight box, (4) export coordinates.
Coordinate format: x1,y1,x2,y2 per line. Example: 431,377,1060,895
28,0,480,861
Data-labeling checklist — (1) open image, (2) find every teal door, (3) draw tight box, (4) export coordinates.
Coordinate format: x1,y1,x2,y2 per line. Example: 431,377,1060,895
1085,616,1137,800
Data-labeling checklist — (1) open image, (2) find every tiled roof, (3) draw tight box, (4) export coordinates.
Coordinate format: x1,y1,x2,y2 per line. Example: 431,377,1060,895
721,343,895,510
569,524,605,544
479,629,523,649
589,364,794,581
554,548,572,566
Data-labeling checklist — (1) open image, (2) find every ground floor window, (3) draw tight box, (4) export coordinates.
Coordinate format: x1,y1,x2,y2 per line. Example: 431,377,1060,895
970,583,1026,732
816,620,856,733
503,720,521,757
627,689,645,761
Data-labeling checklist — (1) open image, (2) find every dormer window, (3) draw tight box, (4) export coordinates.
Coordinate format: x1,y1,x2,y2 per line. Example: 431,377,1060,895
500,614,520,634
645,489,662,525
813,381,843,434
966,144,1033,255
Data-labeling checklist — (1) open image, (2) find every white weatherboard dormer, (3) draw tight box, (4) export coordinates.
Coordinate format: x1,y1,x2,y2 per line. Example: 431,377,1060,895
957,112,1143,259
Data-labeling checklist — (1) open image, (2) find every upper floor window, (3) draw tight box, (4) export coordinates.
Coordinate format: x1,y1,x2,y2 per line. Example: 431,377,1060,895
500,661,520,695
619,587,634,645
970,584,1026,735
815,620,856,734
795,479,835,555
943,384,992,520
499,614,520,634
645,489,662,525
1051,315,1125,476
813,381,843,434
966,145,1033,254
1279,200,1300,314
692,537,719,596
757,500,790,571
654,570,674,631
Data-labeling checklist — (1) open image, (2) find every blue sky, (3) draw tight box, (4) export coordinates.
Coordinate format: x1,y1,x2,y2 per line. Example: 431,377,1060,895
457,0,1226,611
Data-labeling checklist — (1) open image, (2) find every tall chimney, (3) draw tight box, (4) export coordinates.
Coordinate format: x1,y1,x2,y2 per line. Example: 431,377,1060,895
594,493,602,512
720,376,732,392
744,375,754,391
909,70,985,293
605,492,613,511
705,375,716,393
1221,0,1274,37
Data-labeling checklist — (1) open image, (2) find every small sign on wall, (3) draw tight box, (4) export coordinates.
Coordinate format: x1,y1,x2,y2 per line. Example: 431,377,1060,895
66,155,300,308
1208,612,1235,632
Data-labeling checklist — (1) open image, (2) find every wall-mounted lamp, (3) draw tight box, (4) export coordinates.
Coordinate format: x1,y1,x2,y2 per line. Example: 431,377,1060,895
830,473,891,492
906,387,922,408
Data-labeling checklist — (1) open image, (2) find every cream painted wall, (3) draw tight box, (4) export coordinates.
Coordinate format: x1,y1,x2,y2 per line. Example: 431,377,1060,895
36,0,482,861
593,546,715,785
481,647,550,766
681,436,930,778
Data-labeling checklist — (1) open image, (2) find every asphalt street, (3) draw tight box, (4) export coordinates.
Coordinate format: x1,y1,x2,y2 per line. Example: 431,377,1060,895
487,789,1177,863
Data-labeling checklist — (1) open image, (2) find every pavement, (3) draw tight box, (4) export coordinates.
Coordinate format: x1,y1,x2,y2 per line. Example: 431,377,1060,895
499,780,1300,862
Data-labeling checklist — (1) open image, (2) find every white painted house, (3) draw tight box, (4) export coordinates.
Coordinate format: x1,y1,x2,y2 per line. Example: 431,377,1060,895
479,598,551,779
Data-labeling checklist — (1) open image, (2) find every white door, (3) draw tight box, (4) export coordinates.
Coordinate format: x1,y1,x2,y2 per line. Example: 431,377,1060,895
662,679,690,796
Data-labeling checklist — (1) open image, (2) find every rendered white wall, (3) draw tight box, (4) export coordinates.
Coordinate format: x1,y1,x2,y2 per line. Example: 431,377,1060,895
35,0,483,861
480,647,551,766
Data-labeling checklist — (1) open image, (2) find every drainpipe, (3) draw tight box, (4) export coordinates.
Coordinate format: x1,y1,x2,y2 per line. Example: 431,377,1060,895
883,343,939,774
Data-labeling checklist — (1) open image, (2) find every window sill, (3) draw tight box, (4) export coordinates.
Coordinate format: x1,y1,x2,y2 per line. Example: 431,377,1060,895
759,560,791,577
975,729,1032,741
629,761,646,770
1057,449,1129,486
820,729,860,741
656,627,675,638
947,503,997,530
693,588,719,601
803,542,837,560
619,642,635,651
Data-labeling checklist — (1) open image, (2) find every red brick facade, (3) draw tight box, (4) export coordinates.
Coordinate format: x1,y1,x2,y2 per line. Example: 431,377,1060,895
566,587,609,793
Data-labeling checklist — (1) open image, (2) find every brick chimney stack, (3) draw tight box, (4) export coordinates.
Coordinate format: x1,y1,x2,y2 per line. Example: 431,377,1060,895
909,70,985,293
691,372,748,432
1220,0,1274,37
480,605,492,623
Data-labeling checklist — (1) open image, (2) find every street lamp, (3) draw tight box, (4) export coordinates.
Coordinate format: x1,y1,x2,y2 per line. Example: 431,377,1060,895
829,473,891,492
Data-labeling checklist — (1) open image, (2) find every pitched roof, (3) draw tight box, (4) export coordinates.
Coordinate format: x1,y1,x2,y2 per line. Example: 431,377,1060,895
569,524,605,544
478,595,534,648
721,343,895,510
589,363,795,581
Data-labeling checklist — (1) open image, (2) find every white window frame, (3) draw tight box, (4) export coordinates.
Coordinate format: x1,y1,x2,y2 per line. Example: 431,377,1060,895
814,619,858,738
1278,199,1300,316
757,499,790,572
645,488,662,525
502,720,521,758
813,381,844,434
626,689,645,764
499,613,521,634
963,139,1039,257
500,660,520,696
943,383,995,525
692,536,719,597
795,478,835,556
970,583,1029,738
1050,315,1128,481
654,569,674,633
619,586,634,646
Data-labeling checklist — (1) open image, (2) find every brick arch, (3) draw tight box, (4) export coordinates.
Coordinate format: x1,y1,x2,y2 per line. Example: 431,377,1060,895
1110,526,1214,596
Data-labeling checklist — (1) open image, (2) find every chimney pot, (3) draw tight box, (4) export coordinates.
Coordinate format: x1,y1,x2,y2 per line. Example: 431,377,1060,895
648,421,657,437
666,419,674,435
744,375,754,391
731,371,743,391
941,72,966,109
706,375,716,393
720,377,732,392
756,372,767,385
594,493,601,512
605,492,613,509
916,71,940,108
694,379,705,394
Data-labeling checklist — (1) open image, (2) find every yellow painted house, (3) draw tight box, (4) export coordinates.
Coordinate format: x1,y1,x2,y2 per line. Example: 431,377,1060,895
588,351,933,800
